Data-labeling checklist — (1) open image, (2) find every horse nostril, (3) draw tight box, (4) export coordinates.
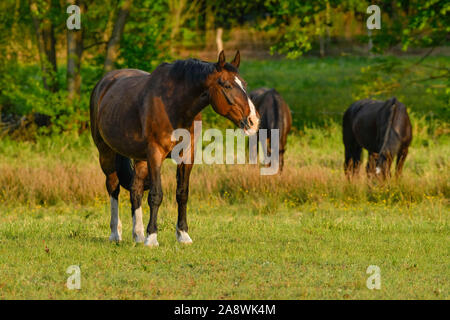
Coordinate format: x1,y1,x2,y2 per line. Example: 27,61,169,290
248,118,254,126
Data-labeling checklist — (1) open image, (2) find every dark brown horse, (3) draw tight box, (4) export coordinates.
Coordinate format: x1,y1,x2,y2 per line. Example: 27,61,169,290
343,97,412,179
90,51,259,247
249,88,292,172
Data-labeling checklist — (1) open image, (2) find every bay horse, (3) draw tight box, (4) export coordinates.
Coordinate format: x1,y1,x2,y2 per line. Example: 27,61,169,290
249,88,292,172
343,97,412,179
90,51,259,247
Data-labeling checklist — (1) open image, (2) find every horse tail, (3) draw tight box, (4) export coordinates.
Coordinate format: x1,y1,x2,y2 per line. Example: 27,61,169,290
379,97,399,157
115,154,134,191
270,89,281,131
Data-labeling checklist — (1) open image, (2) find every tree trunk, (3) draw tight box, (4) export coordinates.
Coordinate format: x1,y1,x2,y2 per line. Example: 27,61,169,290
368,29,373,56
67,1,84,101
319,36,325,57
168,0,200,55
29,0,58,92
315,11,325,58
103,0,133,73
324,0,331,57
168,0,186,56
204,0,215,50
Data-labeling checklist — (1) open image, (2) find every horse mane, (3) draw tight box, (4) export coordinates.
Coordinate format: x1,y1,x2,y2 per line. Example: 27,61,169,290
168,58,238,84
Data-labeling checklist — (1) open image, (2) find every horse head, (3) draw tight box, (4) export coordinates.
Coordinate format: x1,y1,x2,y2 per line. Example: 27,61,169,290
206,50,260,135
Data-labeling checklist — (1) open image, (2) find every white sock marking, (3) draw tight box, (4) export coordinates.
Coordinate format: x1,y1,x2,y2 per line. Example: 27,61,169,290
132,207,145,243
144,233,159,247
176,228,193,244
109,197,122,242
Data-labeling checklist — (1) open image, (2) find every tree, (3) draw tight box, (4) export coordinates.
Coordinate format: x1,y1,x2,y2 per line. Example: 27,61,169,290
29,0,58,92
103,0,133,73
67,0,85,100
202,0,266,55
117,0,171,71
401,0,449,51
355,0,449,102
166,0,201,55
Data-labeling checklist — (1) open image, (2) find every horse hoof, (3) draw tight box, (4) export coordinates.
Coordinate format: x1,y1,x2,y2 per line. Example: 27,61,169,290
176,229,193,244
133,233,146,243
109,233,122,242
144,234,159,247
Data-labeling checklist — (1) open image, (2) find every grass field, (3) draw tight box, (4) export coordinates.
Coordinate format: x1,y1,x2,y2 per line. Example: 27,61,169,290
0,56,448,299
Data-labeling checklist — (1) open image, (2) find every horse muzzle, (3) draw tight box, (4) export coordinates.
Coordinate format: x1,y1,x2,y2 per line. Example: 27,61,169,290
240,116,259,136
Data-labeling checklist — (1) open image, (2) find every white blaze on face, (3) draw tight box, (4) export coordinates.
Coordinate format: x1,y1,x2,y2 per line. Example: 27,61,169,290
234,76,259,135
234,76,245,92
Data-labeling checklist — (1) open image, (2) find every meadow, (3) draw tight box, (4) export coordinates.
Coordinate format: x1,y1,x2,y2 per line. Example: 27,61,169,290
0,56,448,299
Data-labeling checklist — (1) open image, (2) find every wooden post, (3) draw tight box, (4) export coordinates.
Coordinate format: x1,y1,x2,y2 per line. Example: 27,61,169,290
216,27,223,56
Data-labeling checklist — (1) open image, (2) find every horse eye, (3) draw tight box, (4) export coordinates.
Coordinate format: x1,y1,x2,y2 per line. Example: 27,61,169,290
218,79,232,89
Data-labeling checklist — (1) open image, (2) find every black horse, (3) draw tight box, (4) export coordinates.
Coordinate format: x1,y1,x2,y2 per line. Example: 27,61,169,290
249,88,292,172
343,97,412,179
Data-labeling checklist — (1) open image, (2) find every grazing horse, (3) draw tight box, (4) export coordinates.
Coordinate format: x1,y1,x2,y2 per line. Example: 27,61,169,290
90,51,259,247
249,88,292,172
343,97,412,179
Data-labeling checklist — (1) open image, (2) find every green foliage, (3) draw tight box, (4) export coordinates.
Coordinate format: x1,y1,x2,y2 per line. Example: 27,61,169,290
354,55,449,123
265,0,329,58
118,0,172,71
205,0,267,29
1,56,447,136
265,0,449,57
401,0,450,50
0,61,99,134
0,0,448,136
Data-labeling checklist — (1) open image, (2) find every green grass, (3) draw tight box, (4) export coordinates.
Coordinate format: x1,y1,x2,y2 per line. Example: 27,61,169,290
0,201,447,299
0,56,448,299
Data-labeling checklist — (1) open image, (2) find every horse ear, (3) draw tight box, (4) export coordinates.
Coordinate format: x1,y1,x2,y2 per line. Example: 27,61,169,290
390,97,397,106
382,97,395,109
231,50,240,68
218,50,226,68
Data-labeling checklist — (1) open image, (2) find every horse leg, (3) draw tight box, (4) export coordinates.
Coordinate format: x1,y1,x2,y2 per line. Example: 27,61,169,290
260,136,271,166
99,150,122,242
366,152,378,177
353,147,362,174
278,149,284,173
176,162,194,244
344,128,360,178
366,153,372,176
395,147,408,177
130,161,147,243
344,150,353,177
107,173,121,242
344,145,362,177
144,146,165,247
248,131,258,164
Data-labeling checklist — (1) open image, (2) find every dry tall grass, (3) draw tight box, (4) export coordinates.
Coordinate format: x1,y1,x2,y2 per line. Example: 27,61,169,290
0,131,448,208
